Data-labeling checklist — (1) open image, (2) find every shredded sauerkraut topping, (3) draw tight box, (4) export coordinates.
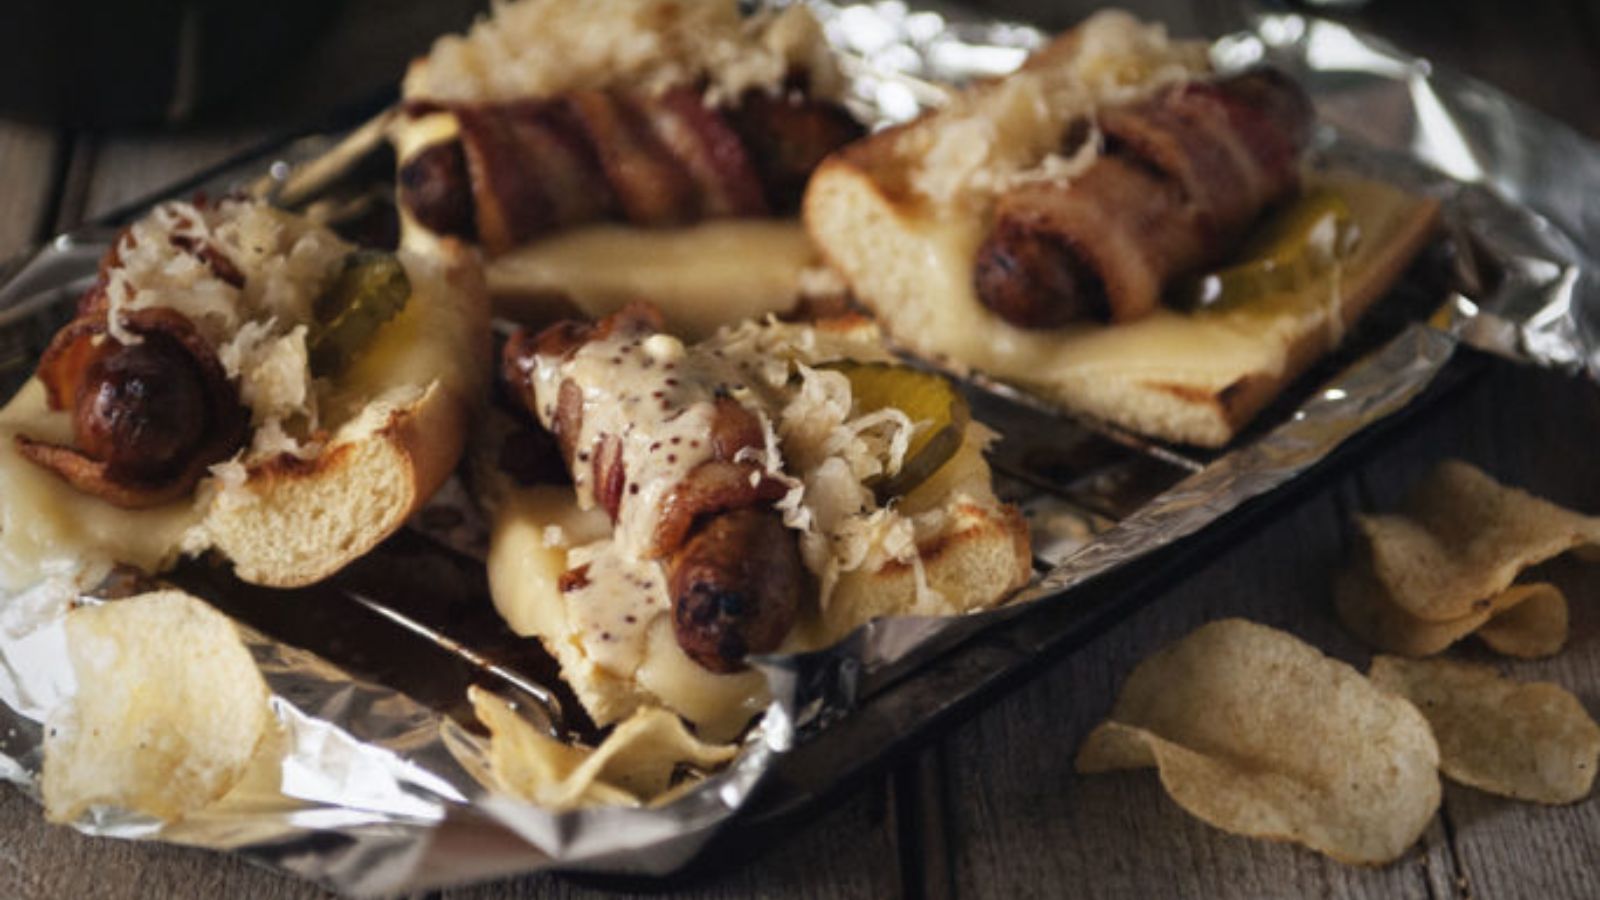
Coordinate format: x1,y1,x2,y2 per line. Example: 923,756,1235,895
906,10,1210,206
404,0,843,106
696,320,946,610
101,199,353,461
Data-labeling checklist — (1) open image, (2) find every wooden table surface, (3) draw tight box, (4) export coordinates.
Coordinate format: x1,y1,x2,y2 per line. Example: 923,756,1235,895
4,1,1600,897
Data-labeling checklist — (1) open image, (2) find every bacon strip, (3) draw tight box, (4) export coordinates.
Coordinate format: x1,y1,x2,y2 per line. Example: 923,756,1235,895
973,68,1314,328
646,395,780,555
643,86,768,219
18,307,247,509
727,86,866,211
454,99,620,254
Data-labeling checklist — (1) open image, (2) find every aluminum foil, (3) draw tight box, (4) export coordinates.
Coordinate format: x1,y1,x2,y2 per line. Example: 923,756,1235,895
4,2,1600,895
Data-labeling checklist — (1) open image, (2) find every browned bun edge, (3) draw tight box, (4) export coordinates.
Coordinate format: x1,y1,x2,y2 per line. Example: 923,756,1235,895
1141,192,1442,445
208,239,490,587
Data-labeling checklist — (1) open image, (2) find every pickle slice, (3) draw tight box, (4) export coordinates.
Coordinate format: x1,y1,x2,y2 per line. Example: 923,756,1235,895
1172,188,1359,313
824,362,971,501
308,251,411,376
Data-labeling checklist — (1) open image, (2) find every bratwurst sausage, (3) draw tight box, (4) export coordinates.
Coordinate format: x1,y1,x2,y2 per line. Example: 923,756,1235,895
670,507,805,672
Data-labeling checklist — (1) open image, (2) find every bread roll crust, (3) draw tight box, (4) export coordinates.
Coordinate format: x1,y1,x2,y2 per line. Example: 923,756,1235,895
206,238,489,586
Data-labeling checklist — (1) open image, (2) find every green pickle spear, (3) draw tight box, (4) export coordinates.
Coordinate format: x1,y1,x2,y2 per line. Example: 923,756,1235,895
1173,187,1359,314
824,362,971,501
309,251,411,376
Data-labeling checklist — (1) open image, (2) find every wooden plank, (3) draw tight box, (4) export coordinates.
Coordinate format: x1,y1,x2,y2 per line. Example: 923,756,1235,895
0,123,60,259
0,784,327,900
435,789,899,899
892,747,957,900
0,772,897,899
63,0,485,226
74,131,271,225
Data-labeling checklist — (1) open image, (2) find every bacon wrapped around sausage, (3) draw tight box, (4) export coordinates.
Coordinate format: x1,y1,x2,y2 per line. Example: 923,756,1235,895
401,84,863,255
502,304,805,673
973,68,1315,328
17,306,247,509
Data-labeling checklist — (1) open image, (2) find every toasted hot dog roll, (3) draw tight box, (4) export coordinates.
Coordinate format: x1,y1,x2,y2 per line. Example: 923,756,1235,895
805,11,1441,447
0,198,489,593
481,311,1031,739
394,0,864,338
974,70,1313,328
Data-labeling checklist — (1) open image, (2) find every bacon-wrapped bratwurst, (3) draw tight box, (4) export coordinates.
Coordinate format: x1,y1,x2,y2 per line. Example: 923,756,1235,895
0,197,489,592
805,10,1441,447
395,0,865,338
18,307,247,509
503,304,802,673
973,68,1314,328
402,86,862,256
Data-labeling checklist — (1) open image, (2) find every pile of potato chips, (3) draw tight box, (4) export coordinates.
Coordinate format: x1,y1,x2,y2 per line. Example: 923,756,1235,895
1078,460,1600,865
1335,460,1595,658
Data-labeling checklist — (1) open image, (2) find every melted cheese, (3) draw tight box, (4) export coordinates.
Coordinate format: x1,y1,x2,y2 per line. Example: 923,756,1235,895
486,482,766,742
489,221,817,340
0,382,201,593
391,112,461,161
487,484,609,639
633,618,767,743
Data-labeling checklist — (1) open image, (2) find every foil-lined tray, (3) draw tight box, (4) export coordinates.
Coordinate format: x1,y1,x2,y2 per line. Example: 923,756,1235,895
3,2,1599,895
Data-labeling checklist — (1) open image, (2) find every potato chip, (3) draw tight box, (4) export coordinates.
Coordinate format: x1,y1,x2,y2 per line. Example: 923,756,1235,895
469,687,737,810
1359,460,1600,622
1076,619,1440,865
1334,559,1489,657
1369,656,1600,804
1335,561,1567,659
1475,583,1568,659
42,591,272,824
